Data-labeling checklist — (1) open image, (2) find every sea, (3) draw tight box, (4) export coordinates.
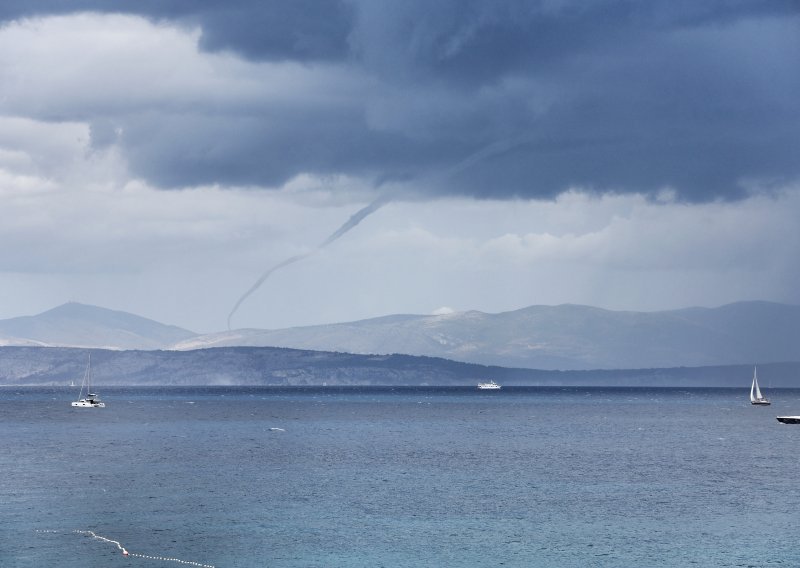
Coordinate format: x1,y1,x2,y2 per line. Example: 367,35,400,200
2,385,799,567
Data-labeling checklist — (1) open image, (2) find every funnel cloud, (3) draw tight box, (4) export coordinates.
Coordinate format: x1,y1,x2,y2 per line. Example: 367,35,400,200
227,195,391,329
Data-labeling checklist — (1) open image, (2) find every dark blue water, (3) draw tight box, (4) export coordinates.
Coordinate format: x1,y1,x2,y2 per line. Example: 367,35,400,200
2,386,799,567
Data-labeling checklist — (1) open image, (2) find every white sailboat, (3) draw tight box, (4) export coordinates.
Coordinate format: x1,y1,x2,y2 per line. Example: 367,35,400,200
749,366,770,406
71,355,105,408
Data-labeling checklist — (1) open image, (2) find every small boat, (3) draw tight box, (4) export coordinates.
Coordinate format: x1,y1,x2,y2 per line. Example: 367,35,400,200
776,416,800,424
71,355,105,408
477,380,501,390
749,366,770,405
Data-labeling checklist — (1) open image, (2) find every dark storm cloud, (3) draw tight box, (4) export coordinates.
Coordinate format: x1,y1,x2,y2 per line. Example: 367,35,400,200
0,0,354,61
350,1,798,83
348,0,800,200
3,0,799,201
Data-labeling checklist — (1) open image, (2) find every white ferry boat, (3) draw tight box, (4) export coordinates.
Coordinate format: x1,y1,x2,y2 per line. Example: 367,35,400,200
477,380,501,390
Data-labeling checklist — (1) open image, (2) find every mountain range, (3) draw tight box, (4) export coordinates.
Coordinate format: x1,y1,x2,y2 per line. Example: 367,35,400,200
174,302,800,369
1,300,799,370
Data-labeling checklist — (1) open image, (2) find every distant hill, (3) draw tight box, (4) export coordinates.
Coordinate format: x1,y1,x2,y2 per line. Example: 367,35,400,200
0,302,197,350
172,301,800,370
2,345,800,388
3,301,799,370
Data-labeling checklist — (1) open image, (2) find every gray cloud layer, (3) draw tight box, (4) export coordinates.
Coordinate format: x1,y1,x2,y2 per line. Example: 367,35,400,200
3,0,798,201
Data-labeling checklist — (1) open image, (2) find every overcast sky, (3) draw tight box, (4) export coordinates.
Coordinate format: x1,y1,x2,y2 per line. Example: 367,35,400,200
1,1,798,333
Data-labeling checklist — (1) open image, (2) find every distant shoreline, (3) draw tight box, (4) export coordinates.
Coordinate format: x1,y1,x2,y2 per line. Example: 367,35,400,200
1,345,798,388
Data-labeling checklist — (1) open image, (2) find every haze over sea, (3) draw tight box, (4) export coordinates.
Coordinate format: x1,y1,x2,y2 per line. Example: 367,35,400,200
3,386,799,567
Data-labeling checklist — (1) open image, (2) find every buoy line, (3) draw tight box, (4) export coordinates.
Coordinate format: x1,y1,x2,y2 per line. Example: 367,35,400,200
36,529,215,567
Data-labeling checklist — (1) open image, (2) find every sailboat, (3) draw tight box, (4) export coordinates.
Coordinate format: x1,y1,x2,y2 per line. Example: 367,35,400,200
71,355,105,408
749,366,770,406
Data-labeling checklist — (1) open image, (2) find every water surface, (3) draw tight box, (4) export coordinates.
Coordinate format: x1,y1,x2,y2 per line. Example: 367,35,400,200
2,386,798,567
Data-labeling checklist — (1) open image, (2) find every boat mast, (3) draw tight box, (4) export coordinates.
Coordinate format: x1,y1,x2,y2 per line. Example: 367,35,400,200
85,354,93,396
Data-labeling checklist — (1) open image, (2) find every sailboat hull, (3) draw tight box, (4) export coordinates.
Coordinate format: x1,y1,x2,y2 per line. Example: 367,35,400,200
71,400,105,408
751,400,771,406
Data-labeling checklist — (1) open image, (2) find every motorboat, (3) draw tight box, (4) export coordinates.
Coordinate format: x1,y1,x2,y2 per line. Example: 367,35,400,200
776,416,800,424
